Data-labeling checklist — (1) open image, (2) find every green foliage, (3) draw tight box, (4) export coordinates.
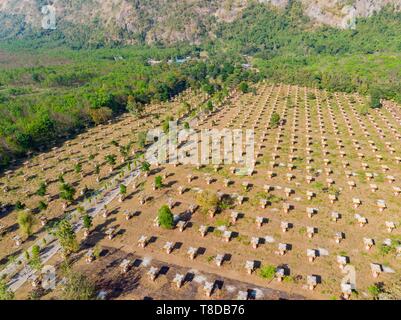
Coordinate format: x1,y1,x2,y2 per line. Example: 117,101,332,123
74,163,82,174
28,245,42,271
196,190,220,214
59,183,76,202
15,201,26,211
259,265,276,280
162,116,174,134
17,210,35,237
140,161,151,173
0,279,14,300
239,82,249,93
137,131,147,149
119,184,127,195
36,182,47,196
82,214,93,230
368,284,382,299
104,154,116,166
369,89,383,109
38,200,48,211
270,112,281,128
61,269,96,300
54,220,79,256
154,176,163,189
158,205,174,229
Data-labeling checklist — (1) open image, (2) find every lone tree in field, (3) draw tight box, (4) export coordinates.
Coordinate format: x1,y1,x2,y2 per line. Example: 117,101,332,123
54,220,79,257
158,205,174,229
17,211,35,238
270,112,281,128
0,278,14,300
196,190,220,215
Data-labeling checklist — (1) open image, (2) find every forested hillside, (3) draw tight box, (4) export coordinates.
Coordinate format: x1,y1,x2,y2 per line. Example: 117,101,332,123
216,3,401,101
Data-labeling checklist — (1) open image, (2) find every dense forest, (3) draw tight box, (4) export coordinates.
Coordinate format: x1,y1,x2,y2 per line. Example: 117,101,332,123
0,1,400,171
215,3,401,102
0,44,257,170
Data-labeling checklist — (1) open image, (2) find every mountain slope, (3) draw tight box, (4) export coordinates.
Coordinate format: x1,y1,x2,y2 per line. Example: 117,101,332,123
0,0,400,46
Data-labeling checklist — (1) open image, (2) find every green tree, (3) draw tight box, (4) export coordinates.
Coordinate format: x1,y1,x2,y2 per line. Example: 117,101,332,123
28,245,42,271
158,205,174,229
54,220,79,256
17,211,35,238
0,279,14,300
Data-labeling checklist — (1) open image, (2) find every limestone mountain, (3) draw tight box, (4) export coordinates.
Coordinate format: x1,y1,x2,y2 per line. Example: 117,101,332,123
0,0,400,45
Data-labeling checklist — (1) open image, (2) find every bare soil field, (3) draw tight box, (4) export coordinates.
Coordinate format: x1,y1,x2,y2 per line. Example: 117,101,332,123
1,83,400,300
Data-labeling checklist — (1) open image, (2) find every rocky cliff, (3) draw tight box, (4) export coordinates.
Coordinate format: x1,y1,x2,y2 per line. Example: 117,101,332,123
0,0,400,44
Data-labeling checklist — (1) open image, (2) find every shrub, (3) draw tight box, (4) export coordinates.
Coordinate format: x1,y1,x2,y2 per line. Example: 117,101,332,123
154,176,163,189
38,201,48,211
36,182,47,196
119,184,127,195
15,201,25,211
158,205,174,229
140,161,151,173
196,190,220,214
61,269,96,300
259,265,276,280
270,112,281,128
239,82,249,93
368,284,382,299
137,131,147,148
59,183,76,202
29,245,42,271
369,89,383,109
87,106,113,124
0,279,14,300
17,211,35,237
82,214,93,230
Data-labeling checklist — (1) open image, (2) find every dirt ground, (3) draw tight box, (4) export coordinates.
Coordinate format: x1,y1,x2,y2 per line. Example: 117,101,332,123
2,83,401,300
